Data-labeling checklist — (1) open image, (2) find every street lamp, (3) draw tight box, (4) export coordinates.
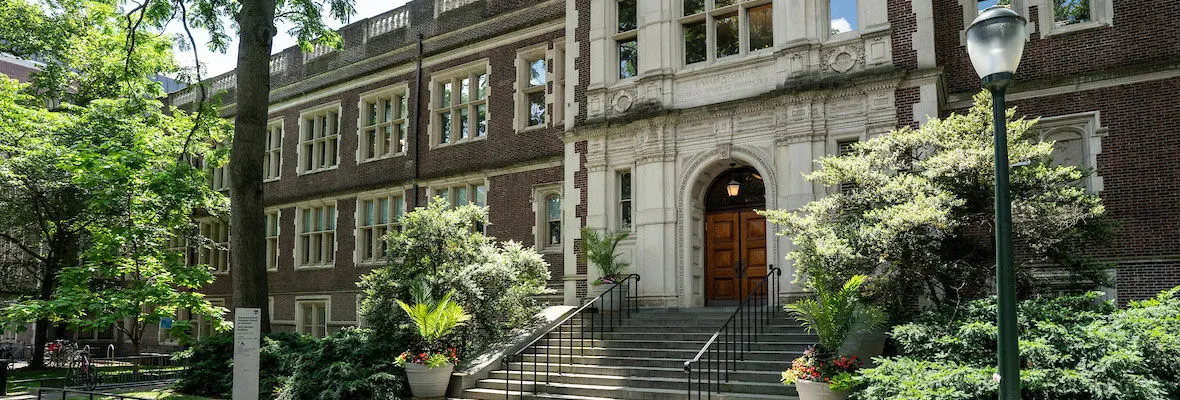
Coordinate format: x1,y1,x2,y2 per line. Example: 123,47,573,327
966,6,1027,400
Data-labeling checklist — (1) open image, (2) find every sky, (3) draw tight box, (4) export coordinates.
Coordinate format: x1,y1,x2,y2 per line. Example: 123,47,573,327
168,0,411,78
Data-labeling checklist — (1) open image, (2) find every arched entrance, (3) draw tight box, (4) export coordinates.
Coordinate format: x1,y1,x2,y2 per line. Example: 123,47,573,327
703,167,767,306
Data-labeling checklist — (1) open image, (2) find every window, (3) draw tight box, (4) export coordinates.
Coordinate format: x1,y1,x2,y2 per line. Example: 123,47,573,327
1032,112,1105,193
432,65,488,146
357,193,405,265
618,171,632,229
1032,0,1110,36
264,120,283,181
165,230,189,266
199,219,229,274
207,152,229,192
157,310,184,345
359,87,409,161
516,44,566,130
266,211,280,271
1053,0,1090,26
525,59,546,127
616,0,639,79
296,299,328,338
296,203,336,268
837,139,858,194
299,106,341,174
434,183,488,231
681,1,773,66
190,299,224,340
829,0,858,36
546,195,561,246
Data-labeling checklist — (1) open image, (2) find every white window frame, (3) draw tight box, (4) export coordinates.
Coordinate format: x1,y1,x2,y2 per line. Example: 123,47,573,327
617,169,633,231
199,218,230,275
195,298,225,340
1033,0,1112,37
264,118,284,182
429,181,489,233
266,209,281,271
295,296,330,338
429,61,490,147
516,46,550,131
1031,111,1105,193
297,103,342,175
206,151,230,192
533,184,563,253
678,0,775,68
825,0,864,42
357,84,410,163
613,0,640,82
355,191,407,266
295,201,338,269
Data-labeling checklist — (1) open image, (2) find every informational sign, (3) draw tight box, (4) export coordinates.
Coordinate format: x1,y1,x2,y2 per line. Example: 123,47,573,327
232,308,261,400
159,318,173,329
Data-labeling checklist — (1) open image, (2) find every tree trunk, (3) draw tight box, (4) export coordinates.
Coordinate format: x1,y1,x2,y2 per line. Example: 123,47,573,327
229,0,276,334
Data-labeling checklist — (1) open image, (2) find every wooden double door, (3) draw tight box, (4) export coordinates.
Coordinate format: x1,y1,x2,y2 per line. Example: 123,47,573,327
705,210,768,305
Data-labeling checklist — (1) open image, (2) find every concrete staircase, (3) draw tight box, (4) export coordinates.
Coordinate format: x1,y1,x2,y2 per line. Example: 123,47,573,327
454,307,813,399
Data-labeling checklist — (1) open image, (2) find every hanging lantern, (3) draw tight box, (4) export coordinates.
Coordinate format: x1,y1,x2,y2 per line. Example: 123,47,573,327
726,179,741,197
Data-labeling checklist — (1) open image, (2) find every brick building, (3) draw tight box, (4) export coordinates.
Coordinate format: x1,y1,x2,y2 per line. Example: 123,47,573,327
143,0,1179,351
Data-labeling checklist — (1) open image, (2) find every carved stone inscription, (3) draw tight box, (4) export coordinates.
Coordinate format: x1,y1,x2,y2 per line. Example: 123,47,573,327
674,65,776,108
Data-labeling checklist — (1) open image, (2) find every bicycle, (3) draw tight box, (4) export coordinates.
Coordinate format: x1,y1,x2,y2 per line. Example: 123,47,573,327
64,344,100,389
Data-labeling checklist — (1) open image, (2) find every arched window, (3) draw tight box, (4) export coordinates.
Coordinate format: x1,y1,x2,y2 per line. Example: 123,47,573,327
546,195,562,246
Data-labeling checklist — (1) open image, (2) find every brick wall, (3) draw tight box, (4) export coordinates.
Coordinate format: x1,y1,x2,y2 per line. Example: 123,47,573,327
573,140,589,298
894,86,920,128
888,0,918,70
487,166,565,283
1117,260,1180,305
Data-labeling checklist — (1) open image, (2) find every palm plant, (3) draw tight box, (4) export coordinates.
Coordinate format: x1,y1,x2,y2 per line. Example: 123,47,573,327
786,275,887,355
396,281,471,344
581,228,629,285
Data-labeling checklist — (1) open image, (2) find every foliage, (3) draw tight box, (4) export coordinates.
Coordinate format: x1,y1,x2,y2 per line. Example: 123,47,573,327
395,348,460,369
782,347,864,390
174,332,317,398
762,91,1114,314
276,328,408,400
786,275,886,355
581,228,630,285
396,283,471,344
855,289,1180,400
359,199,550,357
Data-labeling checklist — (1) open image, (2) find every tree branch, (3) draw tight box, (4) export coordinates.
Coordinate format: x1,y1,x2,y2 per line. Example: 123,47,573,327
0,232,47,263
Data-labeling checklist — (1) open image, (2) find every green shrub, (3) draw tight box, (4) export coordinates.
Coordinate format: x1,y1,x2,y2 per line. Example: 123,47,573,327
856,289,1180,400
174,331,316,398
275,328,407,400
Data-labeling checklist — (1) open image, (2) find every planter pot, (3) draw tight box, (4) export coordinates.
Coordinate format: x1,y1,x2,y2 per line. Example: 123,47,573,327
404,362,454,398
795,379,849,400
839,330,887,365
589,281,629,310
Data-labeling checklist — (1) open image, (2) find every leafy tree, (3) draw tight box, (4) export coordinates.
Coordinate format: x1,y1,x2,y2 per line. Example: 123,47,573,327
0,1,233,355
763,92,1114,314
359,199,551,355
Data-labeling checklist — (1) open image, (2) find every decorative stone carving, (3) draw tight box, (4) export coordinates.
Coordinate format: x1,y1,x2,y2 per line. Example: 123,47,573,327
611,91,634,113
823,44,864,74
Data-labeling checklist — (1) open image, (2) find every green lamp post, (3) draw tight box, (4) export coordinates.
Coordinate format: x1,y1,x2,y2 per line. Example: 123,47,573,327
966,6,1028,400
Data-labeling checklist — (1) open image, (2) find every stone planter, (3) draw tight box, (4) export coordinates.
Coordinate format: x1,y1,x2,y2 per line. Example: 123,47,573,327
405,362,454,398
839,330,887,365
589,281,628,310
795,379,849,400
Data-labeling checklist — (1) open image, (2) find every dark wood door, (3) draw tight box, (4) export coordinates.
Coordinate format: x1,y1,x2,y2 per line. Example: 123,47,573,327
705,211,767,304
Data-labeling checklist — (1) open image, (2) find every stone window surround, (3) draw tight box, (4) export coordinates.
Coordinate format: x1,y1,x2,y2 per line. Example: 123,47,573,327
428,60,491,148
356,84,410,163
532,182,563,253
514,43,565,132
206,149,230,192
615,168,634,232
264,118,284,182
296,102,343,175
610,0,640,83
678,0,776,68
295,295,331,339
959,0,1113,45
831,133,864,194
1032,110,1105,193
294,200,339,270
354,189,408,266
195,298,225,340
198,217,230,275
266,208,281,272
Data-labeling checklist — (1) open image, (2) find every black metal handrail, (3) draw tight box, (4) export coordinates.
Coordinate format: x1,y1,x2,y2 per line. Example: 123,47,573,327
503,273,640,399
684,265,782,399
37,387,152,400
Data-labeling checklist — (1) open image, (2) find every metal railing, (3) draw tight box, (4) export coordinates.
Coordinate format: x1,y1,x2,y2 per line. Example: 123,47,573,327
37,387,152,400
502,274,641,399
66,354,188,389
683,265,782,399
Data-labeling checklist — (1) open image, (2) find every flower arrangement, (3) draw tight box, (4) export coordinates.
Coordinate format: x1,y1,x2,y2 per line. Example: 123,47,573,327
395,347,460,369
781,347,862,391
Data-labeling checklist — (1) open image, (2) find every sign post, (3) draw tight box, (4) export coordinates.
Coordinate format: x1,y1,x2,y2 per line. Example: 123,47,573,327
232,308,262,400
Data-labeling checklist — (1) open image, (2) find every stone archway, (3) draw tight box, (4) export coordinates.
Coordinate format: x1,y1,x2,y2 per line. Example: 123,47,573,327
701,167,767,306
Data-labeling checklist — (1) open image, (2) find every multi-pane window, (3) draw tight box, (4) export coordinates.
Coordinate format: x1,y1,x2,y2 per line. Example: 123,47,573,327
517,44,566,130
435,183,488,231
359,89,409,161
199,220,229,274
358,194,405,264
433,67,488,145
299,107,340,174
525,58,546,127
546,195,561,246
266,211,280,271
297,204,336,268
616,0,639,79
264,121,283,181
829,0,858,35
196,299,224,339
682,1,773,66
1053,0,1090,26
837,139,858,194
165,230,188,265
207,153,229,192
296,299,328,338
618,171,633,229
